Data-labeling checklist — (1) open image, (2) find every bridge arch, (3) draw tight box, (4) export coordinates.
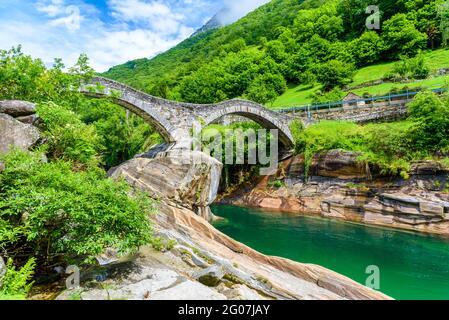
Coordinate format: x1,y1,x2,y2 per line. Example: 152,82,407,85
198,100,294,150
81,77,295,151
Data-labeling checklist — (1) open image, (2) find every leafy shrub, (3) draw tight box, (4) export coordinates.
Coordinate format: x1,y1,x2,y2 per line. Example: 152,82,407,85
245,73,287,105
407,91,449,152
385,54,430,81
350,31,386,67
315,60,355,91
292,120,427,178
75,99,163,168
310,87,345,104
0,258,36,300
0,46,93,103
0,150,154,269
36,102,103,168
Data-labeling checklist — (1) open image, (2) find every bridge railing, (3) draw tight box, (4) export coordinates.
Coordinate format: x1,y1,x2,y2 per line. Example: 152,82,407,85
275,85,447,116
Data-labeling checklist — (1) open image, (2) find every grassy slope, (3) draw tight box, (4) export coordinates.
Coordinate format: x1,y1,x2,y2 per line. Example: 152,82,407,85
272,49,449,108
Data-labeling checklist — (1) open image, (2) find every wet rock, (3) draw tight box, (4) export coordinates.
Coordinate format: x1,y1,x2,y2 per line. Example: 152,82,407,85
218,284,268,300
96,248,120,266
0,114,40,154
194,265,224,287
149,280,227,300
0,100,36,117
411,161,447,175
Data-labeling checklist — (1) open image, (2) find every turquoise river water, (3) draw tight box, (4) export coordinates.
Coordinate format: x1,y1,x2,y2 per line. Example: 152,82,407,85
211,204,449,300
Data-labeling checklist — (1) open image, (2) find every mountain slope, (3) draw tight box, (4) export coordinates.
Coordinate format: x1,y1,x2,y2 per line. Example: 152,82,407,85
103,0,442,106
102,0,309,91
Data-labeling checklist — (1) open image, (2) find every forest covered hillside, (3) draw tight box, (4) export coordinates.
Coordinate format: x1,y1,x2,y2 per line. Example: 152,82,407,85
103,0,447,106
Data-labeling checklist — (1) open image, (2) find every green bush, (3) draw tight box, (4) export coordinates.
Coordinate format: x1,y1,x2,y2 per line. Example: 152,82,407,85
293,120,427,178
36,102,103,168
310,87,345,104
74,99,163,168
315,60,355,91
0,46,93,103
382,14,428,59
407,91,449,152
0,150,154,268
385,53,430,80
0,258,36,300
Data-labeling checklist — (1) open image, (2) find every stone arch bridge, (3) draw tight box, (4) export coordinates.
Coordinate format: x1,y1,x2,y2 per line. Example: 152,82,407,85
82,77,295,152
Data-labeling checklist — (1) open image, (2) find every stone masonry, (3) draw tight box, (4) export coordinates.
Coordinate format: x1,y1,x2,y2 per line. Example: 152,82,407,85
82,77,295,150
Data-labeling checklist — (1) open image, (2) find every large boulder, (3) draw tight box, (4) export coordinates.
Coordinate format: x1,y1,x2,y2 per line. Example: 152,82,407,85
0,113,40,154
411,161,448,175
288,150,369,180
109,144,222,220
0,100,36,117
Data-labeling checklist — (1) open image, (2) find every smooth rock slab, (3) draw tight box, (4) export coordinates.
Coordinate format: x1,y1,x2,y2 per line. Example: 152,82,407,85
149,280,227,300
0,100,36,117
109,147,222,215
0,113,40,154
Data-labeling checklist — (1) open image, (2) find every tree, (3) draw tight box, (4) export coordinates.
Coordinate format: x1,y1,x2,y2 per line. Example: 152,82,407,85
438,0,449,46
315,60,355,91
0,150,154,269
36,102,103,169
350,31,386,67
385,53,430,80
0,46,94,103
407,91,449,151
265,40,287,63
382,14,428,59
245,73,287,105
294,3,344,42
402,0,442,48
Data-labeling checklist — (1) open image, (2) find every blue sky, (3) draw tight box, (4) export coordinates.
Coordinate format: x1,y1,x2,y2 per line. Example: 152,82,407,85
0,0,269,72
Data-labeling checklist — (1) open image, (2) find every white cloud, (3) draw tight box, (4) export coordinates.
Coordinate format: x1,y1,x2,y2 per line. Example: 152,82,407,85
0,1,195,72
36,0,83,31
36,0,65,16
108,0,187,35
0,0,269,73
48,5,82,32
109,0,173,21
86,27,194,72
218,0,270,25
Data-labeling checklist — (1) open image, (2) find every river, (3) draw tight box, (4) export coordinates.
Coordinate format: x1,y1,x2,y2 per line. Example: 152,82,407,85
211,204,449,300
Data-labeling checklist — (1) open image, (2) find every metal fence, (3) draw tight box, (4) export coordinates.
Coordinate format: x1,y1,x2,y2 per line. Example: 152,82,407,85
275,86,447,116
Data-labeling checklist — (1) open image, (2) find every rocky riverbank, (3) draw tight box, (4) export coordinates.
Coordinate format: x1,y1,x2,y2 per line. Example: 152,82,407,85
220,150,449,237
1,100,390,300
53,147,390,301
